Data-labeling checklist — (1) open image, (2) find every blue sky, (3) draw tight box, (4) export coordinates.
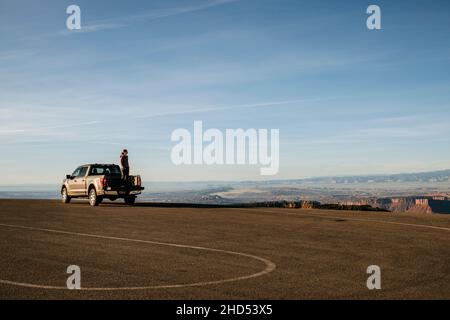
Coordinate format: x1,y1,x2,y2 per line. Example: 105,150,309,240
1,0,450,184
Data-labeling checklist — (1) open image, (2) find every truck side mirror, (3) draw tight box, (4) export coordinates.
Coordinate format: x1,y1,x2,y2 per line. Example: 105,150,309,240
66,174,72,179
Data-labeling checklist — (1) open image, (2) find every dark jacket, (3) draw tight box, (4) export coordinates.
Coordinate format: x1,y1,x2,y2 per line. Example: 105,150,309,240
120,154,129,168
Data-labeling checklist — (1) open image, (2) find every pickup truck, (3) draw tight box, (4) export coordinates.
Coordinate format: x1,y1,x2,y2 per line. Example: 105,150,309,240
61,164,144,206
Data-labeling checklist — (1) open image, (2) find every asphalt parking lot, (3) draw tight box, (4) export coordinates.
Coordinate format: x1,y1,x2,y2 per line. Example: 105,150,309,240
0,200,449,299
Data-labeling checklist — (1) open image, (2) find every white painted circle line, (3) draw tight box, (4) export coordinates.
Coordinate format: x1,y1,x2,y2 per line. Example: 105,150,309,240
0,223,276,291
237,208,450,232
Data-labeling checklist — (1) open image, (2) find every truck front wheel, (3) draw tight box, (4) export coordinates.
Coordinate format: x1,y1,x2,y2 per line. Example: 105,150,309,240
61,187,71,204
89,188,102,206
124,197,136,206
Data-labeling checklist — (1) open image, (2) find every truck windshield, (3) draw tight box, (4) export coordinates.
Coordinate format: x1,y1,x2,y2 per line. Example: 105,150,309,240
89,165,121,176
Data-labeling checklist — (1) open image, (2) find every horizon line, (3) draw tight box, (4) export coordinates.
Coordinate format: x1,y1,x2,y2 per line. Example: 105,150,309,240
1,168,449,187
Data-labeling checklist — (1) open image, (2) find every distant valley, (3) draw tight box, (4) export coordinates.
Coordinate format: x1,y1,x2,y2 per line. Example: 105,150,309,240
1,169,450,213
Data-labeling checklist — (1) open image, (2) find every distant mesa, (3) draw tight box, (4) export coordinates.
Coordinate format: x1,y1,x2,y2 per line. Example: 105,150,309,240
244,200,389,212
408,197,450,214
340,196,450,214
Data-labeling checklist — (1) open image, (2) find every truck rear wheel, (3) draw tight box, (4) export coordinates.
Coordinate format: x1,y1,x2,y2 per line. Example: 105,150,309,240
89,188,102,206
124,197,136,205
61,187,71,204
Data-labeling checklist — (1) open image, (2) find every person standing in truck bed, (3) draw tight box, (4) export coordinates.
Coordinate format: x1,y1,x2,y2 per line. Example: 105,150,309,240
120,149,130,183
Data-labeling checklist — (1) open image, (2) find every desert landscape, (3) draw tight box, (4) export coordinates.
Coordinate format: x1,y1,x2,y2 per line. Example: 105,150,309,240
1,0,450,306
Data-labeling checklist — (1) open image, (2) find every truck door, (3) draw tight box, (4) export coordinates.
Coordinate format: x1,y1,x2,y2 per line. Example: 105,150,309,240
66,167,81,195
72,166,89,196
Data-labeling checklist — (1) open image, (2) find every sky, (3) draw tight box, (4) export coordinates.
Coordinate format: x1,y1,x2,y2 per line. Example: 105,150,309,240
1,0,450,184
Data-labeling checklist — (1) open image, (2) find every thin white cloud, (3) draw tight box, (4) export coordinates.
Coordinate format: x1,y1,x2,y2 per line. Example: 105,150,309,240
284,122,450,147
60,0,240,35
0,49,38,61
58,23,127,35
46,121,100,130
0,129,25,134
0,96,340,139
129,97,342,120
0,114,100,136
